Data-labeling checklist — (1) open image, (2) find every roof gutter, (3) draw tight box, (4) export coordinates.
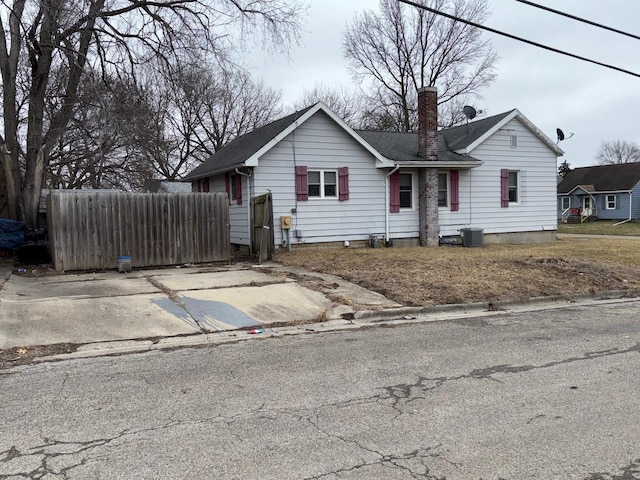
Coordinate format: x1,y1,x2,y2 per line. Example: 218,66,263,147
394,160,483,169
184,164,248,183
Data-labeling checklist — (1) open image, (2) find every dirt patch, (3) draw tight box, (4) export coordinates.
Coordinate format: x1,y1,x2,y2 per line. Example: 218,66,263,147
274,239,640,306
0,343,79,369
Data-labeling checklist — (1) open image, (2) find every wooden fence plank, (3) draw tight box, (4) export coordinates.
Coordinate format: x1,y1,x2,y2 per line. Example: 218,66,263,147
47,191,230,271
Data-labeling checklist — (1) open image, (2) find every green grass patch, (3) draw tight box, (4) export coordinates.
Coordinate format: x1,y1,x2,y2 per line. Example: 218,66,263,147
557,220,640,236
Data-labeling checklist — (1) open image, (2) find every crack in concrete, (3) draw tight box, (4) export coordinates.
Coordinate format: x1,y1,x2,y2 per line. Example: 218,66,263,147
0,436,121,479
0,420,185,479
378,343,640,407
584,458,640,480
300,412,450,479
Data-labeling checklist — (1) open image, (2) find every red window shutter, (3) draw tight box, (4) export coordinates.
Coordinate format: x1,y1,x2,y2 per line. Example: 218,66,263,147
390,170,400,213
338,167,349,201
202,178,210,193
225,173,230,204
195,181,201,193
235,174,242,205
295,166,308,201
450,170,459,212
500,168,509,207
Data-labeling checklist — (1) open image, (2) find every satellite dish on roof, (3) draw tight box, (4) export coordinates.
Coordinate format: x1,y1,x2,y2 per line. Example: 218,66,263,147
556,128,575,144
463,105,477,120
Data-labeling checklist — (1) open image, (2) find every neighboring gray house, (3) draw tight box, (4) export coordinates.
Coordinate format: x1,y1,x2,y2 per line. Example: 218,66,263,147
183,89,563,249
557,163,640,222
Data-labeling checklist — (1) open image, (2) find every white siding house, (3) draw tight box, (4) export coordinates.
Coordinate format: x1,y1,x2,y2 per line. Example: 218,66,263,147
183,95,563,250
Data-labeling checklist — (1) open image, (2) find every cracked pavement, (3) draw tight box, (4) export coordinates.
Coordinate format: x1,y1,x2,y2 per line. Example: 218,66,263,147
1,300,640,479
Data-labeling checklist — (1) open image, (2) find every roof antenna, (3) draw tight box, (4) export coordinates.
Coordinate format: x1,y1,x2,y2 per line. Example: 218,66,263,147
463,106,477,135
556,128,575,144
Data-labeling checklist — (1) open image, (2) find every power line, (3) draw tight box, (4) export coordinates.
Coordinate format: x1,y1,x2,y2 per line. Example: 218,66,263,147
514,0,640,42
396,0,640,79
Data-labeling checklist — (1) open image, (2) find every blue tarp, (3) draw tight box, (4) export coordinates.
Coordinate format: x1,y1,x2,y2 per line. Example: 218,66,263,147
0,218,26,250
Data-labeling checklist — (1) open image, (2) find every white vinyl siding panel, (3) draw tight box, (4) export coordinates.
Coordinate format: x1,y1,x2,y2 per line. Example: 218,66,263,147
253,111,410,245
207,175,249,245
440,118,558,236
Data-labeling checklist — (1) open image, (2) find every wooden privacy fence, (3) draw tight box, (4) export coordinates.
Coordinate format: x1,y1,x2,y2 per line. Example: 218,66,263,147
47,191,230,271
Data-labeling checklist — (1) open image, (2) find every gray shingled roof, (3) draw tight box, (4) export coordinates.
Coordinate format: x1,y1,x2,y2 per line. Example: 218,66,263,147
355,110,516,162
183,105,314,181
183,106,516,180
558,163,640,194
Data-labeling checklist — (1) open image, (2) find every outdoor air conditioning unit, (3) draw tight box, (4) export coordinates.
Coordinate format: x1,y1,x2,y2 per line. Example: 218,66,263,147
460,228,484,247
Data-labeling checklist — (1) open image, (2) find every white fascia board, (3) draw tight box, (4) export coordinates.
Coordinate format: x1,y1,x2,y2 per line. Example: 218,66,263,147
244,102,394,168
564,186,631,195
460,109,564,157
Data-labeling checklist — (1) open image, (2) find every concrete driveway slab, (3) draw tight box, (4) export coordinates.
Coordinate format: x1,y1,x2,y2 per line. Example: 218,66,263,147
0,293,199,349
1,274,159,301
151,269,284,291
180,283,349,327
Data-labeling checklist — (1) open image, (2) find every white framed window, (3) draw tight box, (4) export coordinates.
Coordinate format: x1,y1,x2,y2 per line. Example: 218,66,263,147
508,171,519,203
231,174,240,200
606,194,616,210
308,170,337,198
510,135,518,149
399,173,413,208
561,196,570,210
438,173,448,207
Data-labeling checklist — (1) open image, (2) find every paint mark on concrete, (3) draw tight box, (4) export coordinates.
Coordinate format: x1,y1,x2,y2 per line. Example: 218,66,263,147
181,296,261,331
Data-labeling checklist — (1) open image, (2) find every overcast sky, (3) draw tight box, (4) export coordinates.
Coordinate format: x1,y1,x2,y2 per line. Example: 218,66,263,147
246,0,640,168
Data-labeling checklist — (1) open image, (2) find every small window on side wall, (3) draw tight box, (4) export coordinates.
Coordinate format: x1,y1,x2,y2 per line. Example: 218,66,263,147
606,194,616,210
437,173,448,207
561,197,570,210
399,173,412,208
510,135,518,149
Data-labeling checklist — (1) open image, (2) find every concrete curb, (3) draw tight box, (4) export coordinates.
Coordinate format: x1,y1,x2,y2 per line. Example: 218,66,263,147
21,289,640,367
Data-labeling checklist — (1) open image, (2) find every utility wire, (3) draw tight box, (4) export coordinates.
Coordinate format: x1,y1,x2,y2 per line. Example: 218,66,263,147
397,0,640,79
514,0,640,42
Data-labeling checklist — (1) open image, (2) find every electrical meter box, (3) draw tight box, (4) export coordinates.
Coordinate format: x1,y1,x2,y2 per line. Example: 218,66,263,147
280,215,292,229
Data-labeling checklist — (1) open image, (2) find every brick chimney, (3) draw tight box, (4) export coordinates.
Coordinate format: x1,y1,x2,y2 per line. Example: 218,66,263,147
418,86,438,160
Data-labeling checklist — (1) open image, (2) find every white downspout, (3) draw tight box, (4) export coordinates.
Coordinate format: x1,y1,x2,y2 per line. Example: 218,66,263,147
385,164,400,242
613,191,632,226
235,168,252,254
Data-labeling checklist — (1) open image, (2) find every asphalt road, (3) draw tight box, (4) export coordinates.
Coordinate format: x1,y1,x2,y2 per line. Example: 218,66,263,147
1,300,639,479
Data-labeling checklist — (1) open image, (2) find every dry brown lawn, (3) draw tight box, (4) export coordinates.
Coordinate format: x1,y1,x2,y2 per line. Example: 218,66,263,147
274,237,640,306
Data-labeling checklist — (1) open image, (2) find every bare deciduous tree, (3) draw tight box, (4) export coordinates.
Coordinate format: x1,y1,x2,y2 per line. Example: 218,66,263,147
0,0,306,227
293,83,364,127
596,140,640,165
343,0,497,131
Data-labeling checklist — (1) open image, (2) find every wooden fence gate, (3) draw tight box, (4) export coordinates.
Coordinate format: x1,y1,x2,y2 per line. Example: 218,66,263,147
47,191,230,271
251,192,274,263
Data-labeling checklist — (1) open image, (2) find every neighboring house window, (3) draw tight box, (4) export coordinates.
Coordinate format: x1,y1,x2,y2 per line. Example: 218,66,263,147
501,169,519,206
438,173,448,207
606,194,616,210
561,196,570,210
399,173,412,208
510,135,518,149
295,166,349,201
225,173,242,205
